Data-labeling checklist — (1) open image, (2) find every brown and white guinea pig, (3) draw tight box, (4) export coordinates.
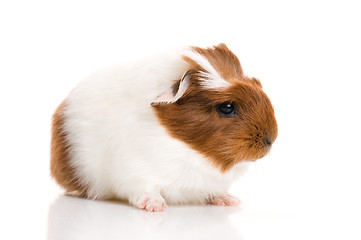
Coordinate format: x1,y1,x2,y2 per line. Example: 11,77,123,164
50,43,278,212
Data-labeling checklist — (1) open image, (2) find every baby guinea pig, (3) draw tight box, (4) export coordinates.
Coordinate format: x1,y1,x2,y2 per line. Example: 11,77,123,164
50,43,278,212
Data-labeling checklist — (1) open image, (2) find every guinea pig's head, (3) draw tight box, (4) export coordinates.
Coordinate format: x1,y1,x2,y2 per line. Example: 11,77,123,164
152,44,278,172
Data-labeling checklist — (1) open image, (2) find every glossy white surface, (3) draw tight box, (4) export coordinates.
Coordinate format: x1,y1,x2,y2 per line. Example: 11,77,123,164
2,185,360,240
45,194,361,240
1,0,360,239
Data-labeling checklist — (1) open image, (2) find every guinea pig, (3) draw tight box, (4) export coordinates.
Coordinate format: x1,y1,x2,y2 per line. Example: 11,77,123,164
50,43,278,212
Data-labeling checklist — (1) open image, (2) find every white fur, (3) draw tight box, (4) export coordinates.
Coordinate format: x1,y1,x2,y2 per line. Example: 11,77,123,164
62,47,248,206
184,49,231,89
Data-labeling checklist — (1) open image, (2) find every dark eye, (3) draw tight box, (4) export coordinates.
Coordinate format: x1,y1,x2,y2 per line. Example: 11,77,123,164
217,102,236,117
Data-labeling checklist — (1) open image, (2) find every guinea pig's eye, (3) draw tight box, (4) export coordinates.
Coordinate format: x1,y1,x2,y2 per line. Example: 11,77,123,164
217,102,236,117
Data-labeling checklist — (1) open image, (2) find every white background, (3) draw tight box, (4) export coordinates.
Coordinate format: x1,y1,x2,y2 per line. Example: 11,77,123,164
1,0,360,239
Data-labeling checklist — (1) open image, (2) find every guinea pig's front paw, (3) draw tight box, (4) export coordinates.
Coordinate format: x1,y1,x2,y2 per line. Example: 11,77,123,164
208,194,241,206
136,193,167,212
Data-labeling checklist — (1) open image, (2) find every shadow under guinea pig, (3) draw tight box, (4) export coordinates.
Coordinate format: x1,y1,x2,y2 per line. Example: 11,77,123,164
47,195,243,240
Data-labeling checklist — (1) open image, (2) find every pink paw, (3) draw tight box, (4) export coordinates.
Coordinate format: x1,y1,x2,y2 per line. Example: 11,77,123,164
208,194,241,206
136,193,167,212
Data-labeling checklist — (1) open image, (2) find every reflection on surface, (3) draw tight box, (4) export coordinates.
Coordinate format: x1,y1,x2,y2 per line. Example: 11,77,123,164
47,195,243,240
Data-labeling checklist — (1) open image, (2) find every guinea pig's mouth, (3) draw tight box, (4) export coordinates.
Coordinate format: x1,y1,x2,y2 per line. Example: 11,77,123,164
259,143,274,158
237,133,276,162
243,145,272,162
259,150,270,159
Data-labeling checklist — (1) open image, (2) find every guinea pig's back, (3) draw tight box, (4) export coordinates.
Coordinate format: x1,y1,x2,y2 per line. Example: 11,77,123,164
51,49,189,198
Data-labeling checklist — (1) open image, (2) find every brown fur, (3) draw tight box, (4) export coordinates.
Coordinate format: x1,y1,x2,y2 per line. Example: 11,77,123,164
152,44,278,172
50,102,87,195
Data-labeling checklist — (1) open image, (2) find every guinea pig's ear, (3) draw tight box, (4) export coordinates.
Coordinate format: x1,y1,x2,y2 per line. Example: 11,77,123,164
151,70,192,105
250,77,263,88
217,43,229,49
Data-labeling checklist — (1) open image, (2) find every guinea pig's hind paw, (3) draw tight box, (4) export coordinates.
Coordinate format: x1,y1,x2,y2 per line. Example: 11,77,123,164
136,193,167,212
208,194,241,206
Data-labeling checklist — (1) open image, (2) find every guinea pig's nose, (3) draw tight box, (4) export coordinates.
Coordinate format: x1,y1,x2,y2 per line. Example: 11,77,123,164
263,137,272,147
